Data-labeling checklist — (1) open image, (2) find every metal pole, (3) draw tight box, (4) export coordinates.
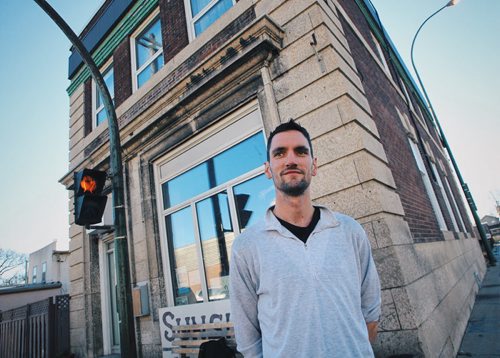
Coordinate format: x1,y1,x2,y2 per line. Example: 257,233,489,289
410,2,496,265
33,0,139,355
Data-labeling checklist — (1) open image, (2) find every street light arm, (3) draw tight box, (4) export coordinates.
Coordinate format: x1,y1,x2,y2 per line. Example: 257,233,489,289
409,1,496,265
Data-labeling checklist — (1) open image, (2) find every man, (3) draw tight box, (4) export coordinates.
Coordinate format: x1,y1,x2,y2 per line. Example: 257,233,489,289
230,120,381,357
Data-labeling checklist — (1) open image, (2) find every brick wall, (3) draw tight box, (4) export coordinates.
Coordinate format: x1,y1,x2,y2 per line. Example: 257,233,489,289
338,10,444,242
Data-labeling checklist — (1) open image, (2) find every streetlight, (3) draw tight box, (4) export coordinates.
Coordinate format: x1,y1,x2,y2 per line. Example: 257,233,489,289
410,0,496,265
34,0,139,355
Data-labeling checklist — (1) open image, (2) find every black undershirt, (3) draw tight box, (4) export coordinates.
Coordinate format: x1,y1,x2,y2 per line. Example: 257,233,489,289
274,206,321,243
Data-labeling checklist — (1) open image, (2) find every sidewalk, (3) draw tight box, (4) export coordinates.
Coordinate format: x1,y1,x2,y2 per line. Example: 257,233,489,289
457,244,500,357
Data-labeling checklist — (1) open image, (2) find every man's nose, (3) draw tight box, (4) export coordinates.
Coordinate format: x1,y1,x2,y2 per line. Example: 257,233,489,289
284,151,298,166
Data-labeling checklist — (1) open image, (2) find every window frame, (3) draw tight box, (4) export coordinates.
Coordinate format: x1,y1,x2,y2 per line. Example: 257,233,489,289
183,0,236,41
91,59,114,129
154,103,268,307
41,261,47,283
32,265,37,284
408,139,448,231
130,9,164,91
98,235,120,355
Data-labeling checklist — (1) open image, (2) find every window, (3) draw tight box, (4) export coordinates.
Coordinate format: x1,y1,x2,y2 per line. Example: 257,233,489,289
185,0,235,38
42,262,47,283
443,175,467,233
132,14,164,90
92,64,114,127
157,107,274,306
409,139,447,230
32,266,37,284
430,163,459,232
371,32,390,73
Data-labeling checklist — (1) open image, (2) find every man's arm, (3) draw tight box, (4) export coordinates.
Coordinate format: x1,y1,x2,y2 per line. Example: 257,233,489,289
230,248,263,357
357,225,381,342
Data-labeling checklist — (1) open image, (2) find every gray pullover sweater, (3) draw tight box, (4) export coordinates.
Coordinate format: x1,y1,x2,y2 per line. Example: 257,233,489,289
230,206,381,357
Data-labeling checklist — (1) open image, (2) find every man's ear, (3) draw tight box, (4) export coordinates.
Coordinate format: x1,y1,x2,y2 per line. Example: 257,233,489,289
312,157,318,177
264,161,273,179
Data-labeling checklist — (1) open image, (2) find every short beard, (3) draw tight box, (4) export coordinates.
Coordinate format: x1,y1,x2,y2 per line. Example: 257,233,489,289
278,179,310,197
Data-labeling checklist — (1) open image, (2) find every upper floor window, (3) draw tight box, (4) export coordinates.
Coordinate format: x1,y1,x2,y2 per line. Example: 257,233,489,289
371,32,390,74
42,261,47,283
32,266,37,284
185,0,235,38
93,64,114,127
132,13,164,90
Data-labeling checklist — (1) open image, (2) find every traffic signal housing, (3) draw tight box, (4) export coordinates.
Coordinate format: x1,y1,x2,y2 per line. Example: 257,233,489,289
73,169,108,226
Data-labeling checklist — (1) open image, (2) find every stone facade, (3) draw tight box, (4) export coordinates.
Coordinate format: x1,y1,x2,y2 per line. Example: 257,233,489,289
62,0,486,357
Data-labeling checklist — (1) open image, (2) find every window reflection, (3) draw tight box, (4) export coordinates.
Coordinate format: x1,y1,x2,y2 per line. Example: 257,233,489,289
165,207,201,305
193,0,233,36
162,132,266,210
135,18,164,88
234,174,275,231
196,191,233,302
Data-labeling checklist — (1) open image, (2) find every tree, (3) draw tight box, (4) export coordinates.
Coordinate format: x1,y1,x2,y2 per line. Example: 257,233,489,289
0,249,27,286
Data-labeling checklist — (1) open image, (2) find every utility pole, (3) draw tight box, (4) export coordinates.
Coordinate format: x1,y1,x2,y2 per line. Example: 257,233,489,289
34,1,137,356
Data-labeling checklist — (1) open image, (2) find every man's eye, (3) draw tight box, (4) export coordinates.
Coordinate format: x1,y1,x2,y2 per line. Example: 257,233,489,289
274,152,284,158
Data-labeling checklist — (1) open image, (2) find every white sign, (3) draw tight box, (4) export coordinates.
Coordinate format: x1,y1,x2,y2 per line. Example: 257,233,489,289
159,299,231,357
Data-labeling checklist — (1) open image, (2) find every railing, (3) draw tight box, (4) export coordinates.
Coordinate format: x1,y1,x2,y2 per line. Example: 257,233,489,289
0,294,70,358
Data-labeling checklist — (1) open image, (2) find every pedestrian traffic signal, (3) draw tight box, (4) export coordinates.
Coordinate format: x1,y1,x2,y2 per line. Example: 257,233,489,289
73,169,108,226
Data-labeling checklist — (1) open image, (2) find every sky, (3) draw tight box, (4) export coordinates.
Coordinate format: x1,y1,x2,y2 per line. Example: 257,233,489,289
0,0,498,254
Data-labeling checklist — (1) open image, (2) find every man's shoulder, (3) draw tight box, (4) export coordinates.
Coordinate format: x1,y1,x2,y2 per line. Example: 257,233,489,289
232,217,267,254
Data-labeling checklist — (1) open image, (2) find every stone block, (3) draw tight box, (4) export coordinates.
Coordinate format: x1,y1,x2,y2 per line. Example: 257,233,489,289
316,180,404,220
391,286,418,330
361,220,377,249
70,308,86,329
352,151,396,189
277,69,370,123
313,123,386,167
311,156,360,198
69,262,85,282
379,289,400,331
371,214,413,248
70,278,84,296
374,329,423,358
372,246,406,289
70,327,86,356
70,294,85,312
268,0,315,27
69,247,84,267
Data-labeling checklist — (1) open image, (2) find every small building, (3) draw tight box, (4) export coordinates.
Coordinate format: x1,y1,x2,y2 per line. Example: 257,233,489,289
61,0,486,357
28,241,70,294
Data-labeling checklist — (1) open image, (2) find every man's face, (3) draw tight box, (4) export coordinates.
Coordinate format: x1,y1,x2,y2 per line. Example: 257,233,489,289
265,130,317,197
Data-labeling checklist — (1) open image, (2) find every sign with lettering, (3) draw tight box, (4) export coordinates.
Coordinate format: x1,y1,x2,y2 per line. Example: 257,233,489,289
159,299,231,357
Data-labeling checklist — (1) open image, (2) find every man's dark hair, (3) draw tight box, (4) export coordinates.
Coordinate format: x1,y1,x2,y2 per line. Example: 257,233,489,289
266,119,313,160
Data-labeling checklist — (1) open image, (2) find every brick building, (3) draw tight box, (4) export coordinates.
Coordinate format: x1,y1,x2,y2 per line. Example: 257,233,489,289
61,0,486,356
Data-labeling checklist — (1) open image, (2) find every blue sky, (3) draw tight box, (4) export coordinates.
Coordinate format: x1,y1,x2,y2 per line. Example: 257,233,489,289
0,0,498,254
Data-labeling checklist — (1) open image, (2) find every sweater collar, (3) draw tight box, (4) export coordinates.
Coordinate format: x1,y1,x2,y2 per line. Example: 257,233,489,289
264,205,340,237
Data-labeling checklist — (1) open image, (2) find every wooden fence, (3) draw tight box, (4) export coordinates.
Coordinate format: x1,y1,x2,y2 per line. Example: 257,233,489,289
0,294,70,358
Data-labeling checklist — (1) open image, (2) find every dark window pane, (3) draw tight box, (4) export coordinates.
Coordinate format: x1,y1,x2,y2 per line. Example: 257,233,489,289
165,207,202,305
234,174,275,231
213,132,266,186
196,191,233,301
162,162,210,209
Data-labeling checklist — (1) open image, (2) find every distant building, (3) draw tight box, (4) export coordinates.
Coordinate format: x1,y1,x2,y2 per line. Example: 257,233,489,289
28,241,70,293
62,0,486,357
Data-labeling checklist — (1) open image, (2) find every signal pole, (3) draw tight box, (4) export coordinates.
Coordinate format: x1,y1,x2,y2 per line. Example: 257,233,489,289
34,1,137,356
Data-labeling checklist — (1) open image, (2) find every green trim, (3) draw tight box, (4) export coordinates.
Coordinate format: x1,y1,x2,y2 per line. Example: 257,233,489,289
67,0,159,96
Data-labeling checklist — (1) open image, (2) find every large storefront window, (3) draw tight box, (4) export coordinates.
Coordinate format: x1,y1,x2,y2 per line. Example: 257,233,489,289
157,108,274,306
